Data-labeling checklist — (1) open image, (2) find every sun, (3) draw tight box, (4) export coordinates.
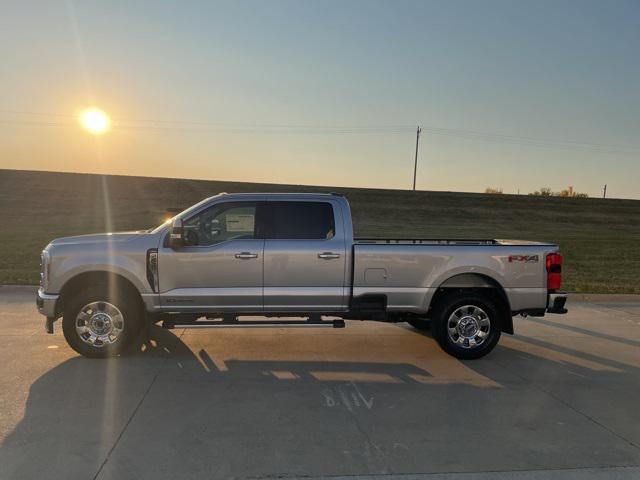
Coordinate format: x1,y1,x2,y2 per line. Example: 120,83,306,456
79,108,110,135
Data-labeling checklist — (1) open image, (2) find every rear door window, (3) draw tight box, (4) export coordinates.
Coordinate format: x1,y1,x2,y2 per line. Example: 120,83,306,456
267,202,335,239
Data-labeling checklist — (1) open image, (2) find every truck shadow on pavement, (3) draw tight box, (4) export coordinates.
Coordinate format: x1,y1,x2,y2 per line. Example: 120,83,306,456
2,324,639,479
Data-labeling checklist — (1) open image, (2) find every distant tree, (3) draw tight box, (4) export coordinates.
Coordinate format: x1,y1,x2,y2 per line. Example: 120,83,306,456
529,187,553,196
529,186,588,198
484,187,503,194
558,186,589,198
558,186,573,197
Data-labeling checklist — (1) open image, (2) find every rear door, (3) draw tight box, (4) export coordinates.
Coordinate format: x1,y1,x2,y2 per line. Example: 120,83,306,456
263,200,347,311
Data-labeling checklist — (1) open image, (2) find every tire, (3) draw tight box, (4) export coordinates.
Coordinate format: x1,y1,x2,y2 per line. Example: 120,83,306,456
407,318,430,330
62,284,143,358
431,292,502,360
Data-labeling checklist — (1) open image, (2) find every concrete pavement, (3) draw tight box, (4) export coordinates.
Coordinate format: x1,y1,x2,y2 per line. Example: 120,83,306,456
0,286,639,479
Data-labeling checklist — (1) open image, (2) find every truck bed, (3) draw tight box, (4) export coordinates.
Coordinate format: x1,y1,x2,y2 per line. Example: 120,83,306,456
355,238,498,245
354,238,555,246
352,239,559,313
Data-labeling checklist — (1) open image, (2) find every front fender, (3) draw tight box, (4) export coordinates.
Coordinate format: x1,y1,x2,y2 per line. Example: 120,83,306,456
50,254,151,295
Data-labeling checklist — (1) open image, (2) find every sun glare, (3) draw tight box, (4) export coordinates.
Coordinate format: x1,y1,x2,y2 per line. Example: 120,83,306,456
79,108,110,135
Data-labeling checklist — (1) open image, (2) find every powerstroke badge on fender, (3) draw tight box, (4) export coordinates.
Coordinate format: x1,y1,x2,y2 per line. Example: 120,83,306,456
508,254,539,263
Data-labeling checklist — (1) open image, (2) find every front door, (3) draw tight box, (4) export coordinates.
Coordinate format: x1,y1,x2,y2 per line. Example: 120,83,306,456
263,200,347,311
158,201,264,312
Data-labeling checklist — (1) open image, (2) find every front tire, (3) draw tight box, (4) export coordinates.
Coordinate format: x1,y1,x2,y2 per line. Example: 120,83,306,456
431,292,502,360
62,285,142,358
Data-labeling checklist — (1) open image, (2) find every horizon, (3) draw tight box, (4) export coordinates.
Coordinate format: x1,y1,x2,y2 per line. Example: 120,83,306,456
5,167,640,202
1,0,639,199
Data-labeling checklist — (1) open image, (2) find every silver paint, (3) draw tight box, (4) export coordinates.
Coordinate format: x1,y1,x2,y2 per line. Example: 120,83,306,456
37,192,561,319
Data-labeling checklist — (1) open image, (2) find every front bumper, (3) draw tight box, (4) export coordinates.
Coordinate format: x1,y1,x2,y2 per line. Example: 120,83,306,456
36,287,59,318
547,292,568,314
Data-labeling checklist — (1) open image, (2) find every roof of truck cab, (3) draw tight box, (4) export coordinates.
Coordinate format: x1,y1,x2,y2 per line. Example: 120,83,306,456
209,192,344,200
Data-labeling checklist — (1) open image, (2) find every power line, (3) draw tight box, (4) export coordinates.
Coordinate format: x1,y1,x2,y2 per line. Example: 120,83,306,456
0,121,413,135
0,110,415,131
1,110,639,154
419,125,640,154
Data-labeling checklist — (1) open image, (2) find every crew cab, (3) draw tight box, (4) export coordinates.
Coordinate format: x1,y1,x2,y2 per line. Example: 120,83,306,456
36,193,567,359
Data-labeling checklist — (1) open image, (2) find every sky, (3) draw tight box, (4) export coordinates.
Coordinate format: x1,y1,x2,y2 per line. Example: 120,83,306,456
1,0,639,198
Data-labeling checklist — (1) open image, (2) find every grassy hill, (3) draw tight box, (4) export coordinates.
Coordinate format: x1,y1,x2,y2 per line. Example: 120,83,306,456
1,168,639,293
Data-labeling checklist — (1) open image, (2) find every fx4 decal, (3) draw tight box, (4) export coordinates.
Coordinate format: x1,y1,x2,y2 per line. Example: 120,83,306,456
508,254,539,263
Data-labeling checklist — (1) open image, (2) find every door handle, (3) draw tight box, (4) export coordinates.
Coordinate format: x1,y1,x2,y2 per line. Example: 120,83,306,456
318,252,341,259
235,252,258,259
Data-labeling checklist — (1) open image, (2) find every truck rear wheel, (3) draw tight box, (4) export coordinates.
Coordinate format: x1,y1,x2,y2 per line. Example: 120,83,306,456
62,285,142,358
431,292,501,359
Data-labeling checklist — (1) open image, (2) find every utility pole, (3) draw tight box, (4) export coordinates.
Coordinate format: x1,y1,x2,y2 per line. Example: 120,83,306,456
412,126,422,191
603,184,607,199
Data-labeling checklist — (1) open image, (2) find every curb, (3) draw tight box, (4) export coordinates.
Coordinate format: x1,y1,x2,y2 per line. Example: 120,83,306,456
568,293,640,303
0,285,38,293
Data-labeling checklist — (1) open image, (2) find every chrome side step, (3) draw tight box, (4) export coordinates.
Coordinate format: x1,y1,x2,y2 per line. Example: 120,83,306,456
162,319,345,329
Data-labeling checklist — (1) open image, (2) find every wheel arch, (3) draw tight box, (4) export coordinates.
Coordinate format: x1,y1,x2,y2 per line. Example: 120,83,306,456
430,273,513,334
57,271,144,317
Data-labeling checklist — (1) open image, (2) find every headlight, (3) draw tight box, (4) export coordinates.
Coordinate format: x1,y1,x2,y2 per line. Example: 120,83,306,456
40,250,51,290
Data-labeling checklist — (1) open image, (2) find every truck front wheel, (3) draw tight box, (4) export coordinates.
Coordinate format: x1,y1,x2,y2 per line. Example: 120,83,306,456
431,292,501,359
62,285,142,358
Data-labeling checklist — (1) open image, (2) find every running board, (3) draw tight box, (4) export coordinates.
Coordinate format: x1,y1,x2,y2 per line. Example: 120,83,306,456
162,319,345,329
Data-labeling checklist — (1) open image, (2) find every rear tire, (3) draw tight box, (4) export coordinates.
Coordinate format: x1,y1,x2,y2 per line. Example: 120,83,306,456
62,285,143,358
431,292,502,360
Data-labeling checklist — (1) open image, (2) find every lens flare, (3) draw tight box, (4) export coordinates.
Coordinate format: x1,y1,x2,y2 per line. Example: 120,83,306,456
79,108,110,135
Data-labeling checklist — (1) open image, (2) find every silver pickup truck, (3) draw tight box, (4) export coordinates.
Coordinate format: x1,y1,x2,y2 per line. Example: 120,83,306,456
37,192,567,359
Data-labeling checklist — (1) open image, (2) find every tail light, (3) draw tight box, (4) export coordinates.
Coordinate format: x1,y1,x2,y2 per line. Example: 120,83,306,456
546,253,562,291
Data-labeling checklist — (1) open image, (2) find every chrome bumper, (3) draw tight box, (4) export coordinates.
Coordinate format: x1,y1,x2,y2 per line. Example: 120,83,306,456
36,287,59,318
547,292,568,314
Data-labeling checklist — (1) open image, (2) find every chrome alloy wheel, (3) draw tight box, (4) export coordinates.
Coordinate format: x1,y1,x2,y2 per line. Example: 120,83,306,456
447,305,491,349
75,301,125,347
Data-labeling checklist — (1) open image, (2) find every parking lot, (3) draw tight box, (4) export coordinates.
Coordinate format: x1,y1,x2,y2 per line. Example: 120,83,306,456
0,286,639,480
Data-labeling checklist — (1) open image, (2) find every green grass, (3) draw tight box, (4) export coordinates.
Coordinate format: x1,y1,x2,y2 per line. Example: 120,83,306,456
1,168,639,293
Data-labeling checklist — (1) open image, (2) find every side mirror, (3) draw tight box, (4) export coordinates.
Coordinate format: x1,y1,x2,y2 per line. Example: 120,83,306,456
168,218,184,249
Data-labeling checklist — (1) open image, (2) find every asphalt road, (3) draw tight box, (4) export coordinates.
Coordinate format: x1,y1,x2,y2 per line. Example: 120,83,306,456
0,286,639,480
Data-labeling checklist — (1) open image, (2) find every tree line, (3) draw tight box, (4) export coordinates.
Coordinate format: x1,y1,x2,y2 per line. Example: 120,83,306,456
484,186,589,198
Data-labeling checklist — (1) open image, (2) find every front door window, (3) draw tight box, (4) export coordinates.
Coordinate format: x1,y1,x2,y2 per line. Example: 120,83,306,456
183,203,258,246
